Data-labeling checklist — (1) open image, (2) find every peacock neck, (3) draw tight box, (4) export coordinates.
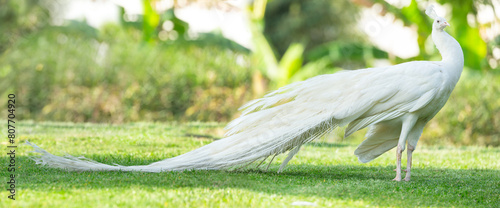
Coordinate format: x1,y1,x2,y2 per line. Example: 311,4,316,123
432,29,464,82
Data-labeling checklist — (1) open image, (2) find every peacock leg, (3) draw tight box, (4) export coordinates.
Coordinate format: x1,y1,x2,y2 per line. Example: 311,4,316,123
393,144,404,181
404,145,415,181
393,115,417,181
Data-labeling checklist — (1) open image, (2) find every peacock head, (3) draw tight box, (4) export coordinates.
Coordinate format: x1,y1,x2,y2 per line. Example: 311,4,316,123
426,5,449,31
433,17,450,31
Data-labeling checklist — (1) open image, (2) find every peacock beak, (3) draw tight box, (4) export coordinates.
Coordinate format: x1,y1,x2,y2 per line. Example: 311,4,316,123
443,21,450,27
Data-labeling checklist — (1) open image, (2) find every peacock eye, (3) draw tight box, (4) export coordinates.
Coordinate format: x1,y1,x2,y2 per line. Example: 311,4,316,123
437,20,440,23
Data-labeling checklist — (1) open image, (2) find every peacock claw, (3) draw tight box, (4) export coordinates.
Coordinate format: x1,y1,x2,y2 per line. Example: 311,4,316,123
392,177,401,182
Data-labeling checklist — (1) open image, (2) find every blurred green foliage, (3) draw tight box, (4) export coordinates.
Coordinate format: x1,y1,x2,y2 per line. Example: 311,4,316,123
0,23,256,122
264,0,362,61
0,0,50,53
0,0,498,146
142,0,161,43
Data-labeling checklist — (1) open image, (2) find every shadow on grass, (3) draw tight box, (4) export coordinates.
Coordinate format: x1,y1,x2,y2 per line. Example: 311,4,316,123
15,156,500,207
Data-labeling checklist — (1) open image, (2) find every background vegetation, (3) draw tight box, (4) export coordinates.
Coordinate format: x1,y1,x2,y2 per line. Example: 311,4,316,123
0,0,499,146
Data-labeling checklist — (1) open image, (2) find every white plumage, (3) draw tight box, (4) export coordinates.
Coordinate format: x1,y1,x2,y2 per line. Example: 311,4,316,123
28,6,463,181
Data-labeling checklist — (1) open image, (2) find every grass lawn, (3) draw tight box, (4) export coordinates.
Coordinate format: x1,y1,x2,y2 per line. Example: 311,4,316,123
1,121,499,207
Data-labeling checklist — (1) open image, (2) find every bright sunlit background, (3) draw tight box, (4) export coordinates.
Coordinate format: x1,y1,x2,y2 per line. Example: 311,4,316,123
0,0,499,146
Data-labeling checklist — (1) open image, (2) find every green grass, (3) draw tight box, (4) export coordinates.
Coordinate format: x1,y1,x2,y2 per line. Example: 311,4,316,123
1,121,499,207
